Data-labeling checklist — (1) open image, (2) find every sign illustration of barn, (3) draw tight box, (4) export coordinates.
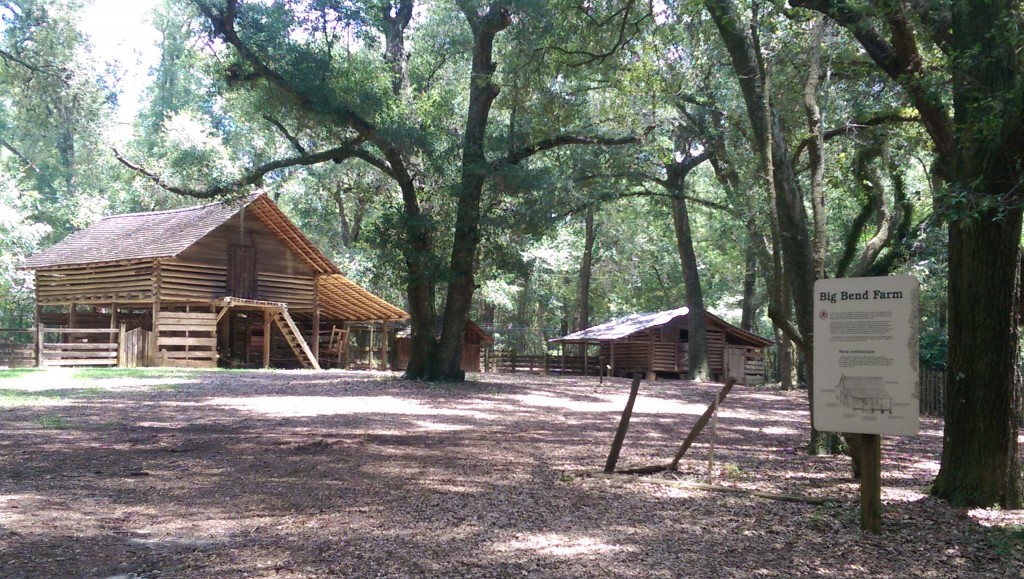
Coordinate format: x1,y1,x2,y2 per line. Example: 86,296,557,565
836,375,894,414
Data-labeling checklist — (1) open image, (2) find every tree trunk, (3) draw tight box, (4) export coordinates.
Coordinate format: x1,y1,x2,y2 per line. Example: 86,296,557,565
929,0,1024,509
436,5,512,381
933,211,1023,507
705,0,819,449
575,206,596,357
740,218,759,332
671,194,711,381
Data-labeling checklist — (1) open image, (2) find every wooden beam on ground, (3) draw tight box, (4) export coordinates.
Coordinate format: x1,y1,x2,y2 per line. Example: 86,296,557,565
585,472,835,505
604,374,642,474
669,378,737,470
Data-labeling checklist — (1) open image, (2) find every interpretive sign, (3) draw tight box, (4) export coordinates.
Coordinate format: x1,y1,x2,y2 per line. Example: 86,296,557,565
812,276,919,436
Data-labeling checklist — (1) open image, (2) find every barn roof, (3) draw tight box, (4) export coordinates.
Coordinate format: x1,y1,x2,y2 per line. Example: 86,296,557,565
23,192,408,322
550,307,772,348
23,192,339,273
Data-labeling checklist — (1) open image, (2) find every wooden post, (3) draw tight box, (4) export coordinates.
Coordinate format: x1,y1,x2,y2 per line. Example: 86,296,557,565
343,322,351,369
707,393,719,480
861,433,882,533
609,342,616,378
670,378,736,470
583,345,590,377
117,323,127,368
560,343,566,375
311,308,320,361
35,323,44,368
380,321,389,370
604,374,643,473
312,277,320,362
372,323,380,368
68,302,77,329
262,310,272,368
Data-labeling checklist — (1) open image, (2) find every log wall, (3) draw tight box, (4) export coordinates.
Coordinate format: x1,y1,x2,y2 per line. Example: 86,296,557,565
35,261,155,305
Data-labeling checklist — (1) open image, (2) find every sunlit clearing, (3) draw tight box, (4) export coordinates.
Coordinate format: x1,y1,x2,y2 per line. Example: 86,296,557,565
207,395,497,418
414,420,471,432
761,426,800,435
496,533,626,557
510,392,708,416
912,459,940,473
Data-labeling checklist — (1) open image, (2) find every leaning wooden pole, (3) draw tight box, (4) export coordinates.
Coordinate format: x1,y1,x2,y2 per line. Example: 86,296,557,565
669,378,737,470
604,374,643,473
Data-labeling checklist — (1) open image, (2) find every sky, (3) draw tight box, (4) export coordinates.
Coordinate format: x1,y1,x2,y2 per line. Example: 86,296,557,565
79,1,163,136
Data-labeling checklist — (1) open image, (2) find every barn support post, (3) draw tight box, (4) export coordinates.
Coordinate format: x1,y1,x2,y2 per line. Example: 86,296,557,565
35,323,44,367
610,342,616,378
311,278,320,362
262,310,272,368
560,343,566,375
583,344,590,376
380,320,389,370
117,323,127,368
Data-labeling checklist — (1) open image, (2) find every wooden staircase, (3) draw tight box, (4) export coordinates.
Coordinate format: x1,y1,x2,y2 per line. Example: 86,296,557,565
271,308,321,370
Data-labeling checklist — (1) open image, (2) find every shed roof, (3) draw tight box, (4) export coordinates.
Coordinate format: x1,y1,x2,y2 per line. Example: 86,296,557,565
23,192,408,322
395,318,493,345
550,307,772,348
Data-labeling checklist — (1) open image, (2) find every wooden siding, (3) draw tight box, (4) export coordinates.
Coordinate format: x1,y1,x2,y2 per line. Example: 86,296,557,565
155,310,218,368
158,260,227,301
176,208,317,278
259,273,315,311
35,261,155,305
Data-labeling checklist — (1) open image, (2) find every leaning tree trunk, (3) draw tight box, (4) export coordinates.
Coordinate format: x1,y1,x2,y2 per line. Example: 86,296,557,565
705,0,821,451
435,5,512,381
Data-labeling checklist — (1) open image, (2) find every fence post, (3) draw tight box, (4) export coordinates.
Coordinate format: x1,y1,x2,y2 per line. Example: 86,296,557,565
35,323,44,368
117,323,127,368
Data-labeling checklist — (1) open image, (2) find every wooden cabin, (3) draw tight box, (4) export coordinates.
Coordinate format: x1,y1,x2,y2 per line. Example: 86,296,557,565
22,192,407,369
550,307,771,385
392,319,493,373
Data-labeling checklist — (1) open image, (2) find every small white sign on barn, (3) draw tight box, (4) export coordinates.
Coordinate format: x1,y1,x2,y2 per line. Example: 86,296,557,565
812,275,919,436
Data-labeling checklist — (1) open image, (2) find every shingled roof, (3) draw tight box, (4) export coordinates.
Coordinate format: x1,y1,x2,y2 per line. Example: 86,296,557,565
550,307,771,347
23,192,408,322
22,192,340,272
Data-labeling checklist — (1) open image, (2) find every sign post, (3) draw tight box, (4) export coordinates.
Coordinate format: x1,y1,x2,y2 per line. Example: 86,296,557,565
813,275,919,533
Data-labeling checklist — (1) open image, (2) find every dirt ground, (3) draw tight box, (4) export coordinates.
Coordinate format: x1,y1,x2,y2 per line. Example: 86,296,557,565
1,369,1021,578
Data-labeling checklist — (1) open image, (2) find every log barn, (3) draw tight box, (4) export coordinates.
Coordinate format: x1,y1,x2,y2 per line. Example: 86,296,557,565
22,192,407,369
391,319,493,373
550,307,771,385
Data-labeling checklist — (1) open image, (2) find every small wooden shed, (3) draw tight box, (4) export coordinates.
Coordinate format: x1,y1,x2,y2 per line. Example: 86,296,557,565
22,192,407,369
392,319,493,373
550,307,771,385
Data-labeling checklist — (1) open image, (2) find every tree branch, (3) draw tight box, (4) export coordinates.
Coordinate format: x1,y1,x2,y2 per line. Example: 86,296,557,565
113,144,394,199
495,132,642,170
262,115,308,156
791,113,920,166
790,0,954,166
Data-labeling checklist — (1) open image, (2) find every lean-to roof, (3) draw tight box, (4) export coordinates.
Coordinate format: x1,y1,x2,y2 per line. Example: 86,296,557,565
551,307,771,347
